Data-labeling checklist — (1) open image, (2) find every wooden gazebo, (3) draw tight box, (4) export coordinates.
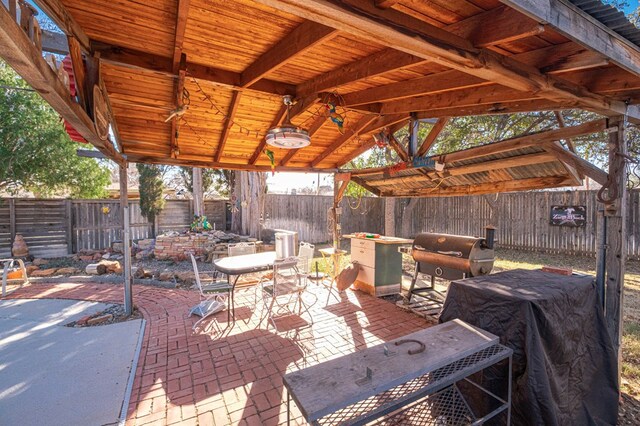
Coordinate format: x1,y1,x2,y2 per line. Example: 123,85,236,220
0,0,635,362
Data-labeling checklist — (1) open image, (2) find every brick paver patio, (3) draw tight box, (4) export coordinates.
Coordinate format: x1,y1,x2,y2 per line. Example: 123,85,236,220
6,281,429,425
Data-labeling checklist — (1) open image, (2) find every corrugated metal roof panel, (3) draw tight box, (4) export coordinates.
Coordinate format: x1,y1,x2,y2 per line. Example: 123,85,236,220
568,0,640,46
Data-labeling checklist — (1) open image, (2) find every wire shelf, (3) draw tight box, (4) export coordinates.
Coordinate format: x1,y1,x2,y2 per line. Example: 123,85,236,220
315,344,510,425
372,385,474,426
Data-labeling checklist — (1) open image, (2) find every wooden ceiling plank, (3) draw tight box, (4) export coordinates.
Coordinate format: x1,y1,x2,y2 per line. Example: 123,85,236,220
248,105,288,165
416,117,449,157
253,0,638,120
0,6,123,165
311,115,378,167
375,0,399,8
215,91,243,162
32,0,90,50
280,113,326,166
241,21,337,87
296,48,424,97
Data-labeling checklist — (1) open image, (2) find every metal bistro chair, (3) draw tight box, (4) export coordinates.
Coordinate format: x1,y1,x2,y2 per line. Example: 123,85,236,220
258,256,314,331
189,253,233,331
227,242,256,257
297,242,315,286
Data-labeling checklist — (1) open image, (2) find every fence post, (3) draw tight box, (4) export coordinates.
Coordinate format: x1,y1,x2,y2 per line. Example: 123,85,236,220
65,199,73,254
8,198,15,244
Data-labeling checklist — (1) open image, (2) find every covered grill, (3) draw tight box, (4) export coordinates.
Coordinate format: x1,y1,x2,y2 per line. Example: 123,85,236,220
403,227,496,302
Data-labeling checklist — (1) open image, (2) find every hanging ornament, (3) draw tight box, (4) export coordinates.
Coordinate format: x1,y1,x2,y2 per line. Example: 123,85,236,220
264,149,276,175
325,102,345,134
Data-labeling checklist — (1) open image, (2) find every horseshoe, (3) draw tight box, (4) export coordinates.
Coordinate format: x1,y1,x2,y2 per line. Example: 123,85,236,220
394,339,426,355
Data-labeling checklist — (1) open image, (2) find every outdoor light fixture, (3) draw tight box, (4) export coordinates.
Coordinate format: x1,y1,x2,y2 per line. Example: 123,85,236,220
265,95,311,149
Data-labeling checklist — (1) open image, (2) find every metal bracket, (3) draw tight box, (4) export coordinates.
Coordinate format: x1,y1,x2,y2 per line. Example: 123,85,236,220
355,367,373,386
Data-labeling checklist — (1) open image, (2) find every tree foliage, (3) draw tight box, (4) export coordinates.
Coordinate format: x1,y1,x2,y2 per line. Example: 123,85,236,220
0,60,110,197
137,163,165,224
178,166,234,198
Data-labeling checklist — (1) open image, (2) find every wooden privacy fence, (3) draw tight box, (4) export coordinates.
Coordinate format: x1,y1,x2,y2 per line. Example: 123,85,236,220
393,189,640,260
0,190,637,258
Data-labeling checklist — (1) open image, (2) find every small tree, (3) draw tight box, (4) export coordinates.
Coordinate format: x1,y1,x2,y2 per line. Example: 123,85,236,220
178,166,233,198
137,163,165,236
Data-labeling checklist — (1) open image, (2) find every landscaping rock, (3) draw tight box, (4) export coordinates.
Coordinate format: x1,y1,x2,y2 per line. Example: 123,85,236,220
32,258,48,266
133,267,152,279
87,313,113,325
75,315,92,326
101,253,111,259
30,268,59,277
25,265,39,274
176,271,196,284
111,241,123,253
78,255,94,262
99,260,122,274
92,253,103,261
158,271,175,281
56,267,80,275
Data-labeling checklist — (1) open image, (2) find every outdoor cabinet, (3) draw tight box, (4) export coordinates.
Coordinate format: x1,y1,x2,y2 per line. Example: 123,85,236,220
347,235,412,297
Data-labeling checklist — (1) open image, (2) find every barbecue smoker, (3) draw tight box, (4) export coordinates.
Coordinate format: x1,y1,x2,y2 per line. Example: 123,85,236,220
402,227,496,302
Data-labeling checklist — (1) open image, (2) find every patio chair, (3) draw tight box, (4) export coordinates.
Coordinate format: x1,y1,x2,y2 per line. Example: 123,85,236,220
258,256,314,331
297,242,315,285
189,253,233,331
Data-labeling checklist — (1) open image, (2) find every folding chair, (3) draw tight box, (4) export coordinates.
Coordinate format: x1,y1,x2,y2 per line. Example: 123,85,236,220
258,256,314,331
189,253,233,331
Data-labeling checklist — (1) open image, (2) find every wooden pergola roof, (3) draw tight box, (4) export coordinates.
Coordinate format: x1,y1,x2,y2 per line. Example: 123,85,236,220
2,0,640,175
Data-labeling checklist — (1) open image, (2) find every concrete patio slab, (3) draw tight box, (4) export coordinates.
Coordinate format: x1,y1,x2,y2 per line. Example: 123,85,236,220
0,299,143,426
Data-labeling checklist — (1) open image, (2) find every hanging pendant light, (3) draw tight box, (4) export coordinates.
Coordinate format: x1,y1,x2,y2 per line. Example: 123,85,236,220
265,95,311,149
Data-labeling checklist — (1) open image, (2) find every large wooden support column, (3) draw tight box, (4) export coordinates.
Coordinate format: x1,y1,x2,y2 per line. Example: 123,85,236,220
192,167,204,216
119,164,133,316
333,173,350,249
601,117,628,378
384,198,396,237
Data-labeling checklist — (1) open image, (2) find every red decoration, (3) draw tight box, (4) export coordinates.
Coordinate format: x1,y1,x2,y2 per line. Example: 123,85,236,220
61,56,88,143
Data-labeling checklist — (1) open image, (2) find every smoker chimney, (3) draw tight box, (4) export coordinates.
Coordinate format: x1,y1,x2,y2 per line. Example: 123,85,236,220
483,226,496,250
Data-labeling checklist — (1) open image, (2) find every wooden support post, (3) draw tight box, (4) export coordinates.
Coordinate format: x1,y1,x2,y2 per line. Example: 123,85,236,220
120,164,133,316
603,117,628,383
408,113,419,158
9,198,16,244
192,167,204,216
332,173,351,250
65,199,73,254
384,198,395,237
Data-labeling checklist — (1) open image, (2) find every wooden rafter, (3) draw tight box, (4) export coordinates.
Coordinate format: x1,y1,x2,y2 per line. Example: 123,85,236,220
95,43,295,97
388,135,409,162
248,106,287,165
553,111,577,152
0,5,124,165
501,0,640,77
252,0,640,121
342,42,606,108
32,0,90,50
280,113,326,166
413,99,574,118
215,91,242,162
311,115,377,167
297,5,543,99
172,0,190,73
169,0,190,158
360,114,408,135
241,21,337,87
416,118,449,157
543,141,609,185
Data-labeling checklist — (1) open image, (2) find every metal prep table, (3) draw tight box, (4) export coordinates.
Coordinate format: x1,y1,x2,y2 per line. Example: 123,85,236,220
284,319,512,425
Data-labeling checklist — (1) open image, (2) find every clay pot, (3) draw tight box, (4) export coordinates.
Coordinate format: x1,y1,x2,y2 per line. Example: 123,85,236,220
12,234,29,257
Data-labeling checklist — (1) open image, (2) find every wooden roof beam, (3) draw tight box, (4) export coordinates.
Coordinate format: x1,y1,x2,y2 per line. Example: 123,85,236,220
297,5,543,99
311,115,378,167
543,141,609,185
253,0,640,121
172,0,191,73
416,117,449,157
248,106,288,165
279,113,327,166
0,5,124,165
32,0,90,51
342,42,608,107
388,135,409,162
553,111,577,152
241,21,337,87
412,99,576,118
95,43,296,97
360,114,408,135
500,0,640,77
215,91,242,162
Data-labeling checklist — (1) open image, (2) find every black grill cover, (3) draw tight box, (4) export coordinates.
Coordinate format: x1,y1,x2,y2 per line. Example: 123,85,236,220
440,269,618,426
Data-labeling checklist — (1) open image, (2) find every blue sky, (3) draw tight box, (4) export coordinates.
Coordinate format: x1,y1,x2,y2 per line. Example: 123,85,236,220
623,0,639,14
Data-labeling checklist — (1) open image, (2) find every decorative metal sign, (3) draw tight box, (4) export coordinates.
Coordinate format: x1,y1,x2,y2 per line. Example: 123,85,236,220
412,155,436,168
550,205,587,227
